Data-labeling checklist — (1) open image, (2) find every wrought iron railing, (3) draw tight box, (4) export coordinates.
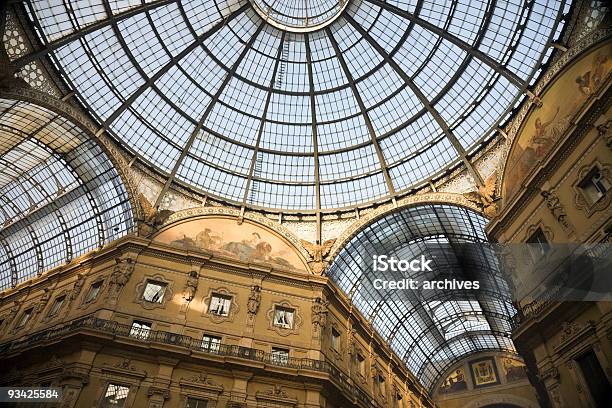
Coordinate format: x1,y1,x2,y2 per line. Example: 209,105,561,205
0,315,375,405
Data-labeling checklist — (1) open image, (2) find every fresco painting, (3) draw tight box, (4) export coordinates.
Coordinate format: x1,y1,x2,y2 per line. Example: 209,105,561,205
438,368,468,394
503,44,611,199
503,358,528,382
155,217,307,271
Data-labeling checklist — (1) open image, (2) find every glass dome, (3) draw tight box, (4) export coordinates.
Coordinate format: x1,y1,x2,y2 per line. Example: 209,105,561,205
24,0,567,211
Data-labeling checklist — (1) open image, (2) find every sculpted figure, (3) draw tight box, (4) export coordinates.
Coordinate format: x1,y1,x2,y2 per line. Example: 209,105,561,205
541,190,572,232
183,270,198,302
107,257,135,299
311,296,329,330
247,285,261,315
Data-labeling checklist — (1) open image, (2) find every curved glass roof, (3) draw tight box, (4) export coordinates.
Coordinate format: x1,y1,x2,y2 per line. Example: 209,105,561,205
0,99,134,291
327,204,515,391
23,0,567,210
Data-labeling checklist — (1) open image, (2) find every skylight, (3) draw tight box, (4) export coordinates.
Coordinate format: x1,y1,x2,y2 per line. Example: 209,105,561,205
23,0,566,211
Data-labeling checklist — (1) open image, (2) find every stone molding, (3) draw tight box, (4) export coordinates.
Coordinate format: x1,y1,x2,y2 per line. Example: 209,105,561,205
266,299,303,337
133,273,174,311
201,286,240,324
573,160,612,216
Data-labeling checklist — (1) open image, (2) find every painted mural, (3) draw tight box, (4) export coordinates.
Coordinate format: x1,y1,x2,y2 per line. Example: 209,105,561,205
154,217,307,271
438,367,468,394
503,358,528,382
503,43,612,200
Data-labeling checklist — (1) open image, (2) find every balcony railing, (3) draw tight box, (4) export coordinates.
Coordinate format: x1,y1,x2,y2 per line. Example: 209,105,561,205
0,315,376,405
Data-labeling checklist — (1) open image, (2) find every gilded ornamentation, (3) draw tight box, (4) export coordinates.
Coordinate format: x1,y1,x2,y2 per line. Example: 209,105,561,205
301,239,335,275
463,171,499,217
147,387,170,399
7,300,20,323
114,359,137,371
537,366,559,382
138,193,174,237
181,372,218,386
541,189,574,233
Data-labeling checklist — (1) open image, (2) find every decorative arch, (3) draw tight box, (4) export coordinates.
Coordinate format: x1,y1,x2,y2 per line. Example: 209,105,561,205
328,192,483,263
0,90,138,290
326,202,517,392
154,207,311,273
0,87,143,220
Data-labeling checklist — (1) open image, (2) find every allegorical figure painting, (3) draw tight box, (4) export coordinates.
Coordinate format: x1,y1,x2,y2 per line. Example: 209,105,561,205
470,358,500,388
154,217,307,271
438,368,468,394
503,46,611,200
503,358,528,382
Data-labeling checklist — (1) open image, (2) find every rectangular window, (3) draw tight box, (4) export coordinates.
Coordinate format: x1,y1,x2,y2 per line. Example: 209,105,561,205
357,354,366,376
201,335,222,353
331,328,340,351
101,384,129,408
273,306,294,329
186,397,208,408
47,295,66,317
142,281,167,303
576,350,611,406
208,294,231,316
271,347,289,366
129,321,151,340
16,308,33,328
527,228,549,258
579,166,610,204
84,281,103,303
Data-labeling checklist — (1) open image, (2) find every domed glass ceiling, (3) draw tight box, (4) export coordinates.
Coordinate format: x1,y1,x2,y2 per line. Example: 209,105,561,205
23,0,568,211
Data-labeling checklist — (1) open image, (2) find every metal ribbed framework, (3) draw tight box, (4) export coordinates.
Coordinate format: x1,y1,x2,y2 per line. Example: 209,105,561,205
327,204,516,391
0,99,134,290
18,0,569,212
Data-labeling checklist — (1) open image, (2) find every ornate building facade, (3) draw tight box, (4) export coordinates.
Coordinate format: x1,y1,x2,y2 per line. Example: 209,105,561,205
0,0,611,407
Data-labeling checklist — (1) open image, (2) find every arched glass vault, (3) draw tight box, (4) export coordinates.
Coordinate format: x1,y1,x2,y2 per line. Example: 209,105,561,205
18,0,569,211
327,204,516,391
0,99,134,290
